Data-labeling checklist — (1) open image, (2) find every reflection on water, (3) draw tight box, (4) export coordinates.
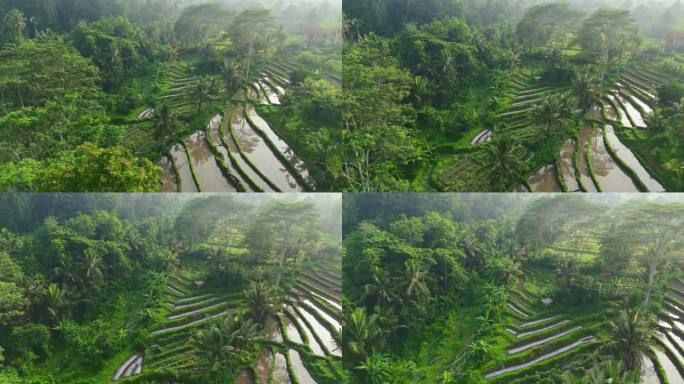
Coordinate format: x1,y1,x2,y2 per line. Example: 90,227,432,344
159,156,178,192
297,307,341,357
273,353,291,384
288,350,317,384
284,315,303,344
576,125,597,192
245,105,311,182
607,95,632,127
256,348,272,384
186,124,235,192
640,354,660,384
287,307,324,356
614,91,646,127
528,165,561,192
231,106,302,191
169,144,198,192
653,348,684,384
589,126,639,192
235,370,254,384
604,126,664,192
559,139,579,192
302,299,341,333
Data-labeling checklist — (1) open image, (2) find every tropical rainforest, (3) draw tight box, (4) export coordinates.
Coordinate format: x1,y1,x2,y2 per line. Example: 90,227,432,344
0,193,343,383
342,0,684,192
0,0,341,192
343,193,684,383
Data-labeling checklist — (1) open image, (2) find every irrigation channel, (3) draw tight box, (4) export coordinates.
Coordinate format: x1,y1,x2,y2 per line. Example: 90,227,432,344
158,60,314,192
484,66,669,193
111,262,342,382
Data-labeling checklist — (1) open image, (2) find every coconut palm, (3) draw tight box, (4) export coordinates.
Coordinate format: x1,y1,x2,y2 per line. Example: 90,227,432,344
44,283,68,324
478,135,527,192
344,307,381,363
242,281,279,326
191,76,217,115
606,308,655,372
573,72,600,114
153,104,180,140
193,315,259,380
222,60,244,95
403,259,430,300
362,270,398,308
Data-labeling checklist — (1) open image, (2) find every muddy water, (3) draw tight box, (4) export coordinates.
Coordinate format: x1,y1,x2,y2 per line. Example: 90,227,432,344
267,317,283,343
252,83,269,104
623,88,653,115
302,299,341,333
310,291,342,311
607,95,633,127
288,307,325,356
559,139,580,192
604,126,665,192
205,113,253,191
259,81,281,105
231,106,302,191
235,370,255,384
288,350,317,384
528,165,561,192
284,315,304,344
245,105,311,183
169,144,198,192
273,353,291,384
266,76,286,95
576,125,598,192
159,156,178,192
615,92,646,127
589,126,639,192
221,107,273,191
186,128,235,192
256,348,272,384
297,307,341,357
603,100,618,121
654,348,684,384
659,333,684,365
641,355,661,384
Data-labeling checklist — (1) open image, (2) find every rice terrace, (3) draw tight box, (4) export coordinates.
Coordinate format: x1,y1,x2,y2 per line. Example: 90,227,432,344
0,193,342,383
342,0,684,192
0,0,341,192
342,193,684,383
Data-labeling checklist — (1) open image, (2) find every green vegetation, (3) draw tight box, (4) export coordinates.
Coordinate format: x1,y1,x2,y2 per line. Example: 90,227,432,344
0,0,341,192
343,193,684,383
0,193,342,383
342,0,684,192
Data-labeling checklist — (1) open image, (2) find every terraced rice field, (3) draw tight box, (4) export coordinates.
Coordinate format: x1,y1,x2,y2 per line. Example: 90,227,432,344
159,61,313,192
253,263,344,384
485,282,600,382
112,274,243,380
643,278,684,384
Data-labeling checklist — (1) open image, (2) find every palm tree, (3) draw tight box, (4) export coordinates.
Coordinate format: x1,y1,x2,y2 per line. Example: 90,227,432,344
606,308,655,372
190,76,216,115
478,135,527,192
362,270,397,308
222,61,244,95
80,249,103,290
242,281,279,326
645,108,666,131
193,315,259,381
403,259,430,300
44,283,68,324
573,72,600,115
344,307,381,363
153,104,180,140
